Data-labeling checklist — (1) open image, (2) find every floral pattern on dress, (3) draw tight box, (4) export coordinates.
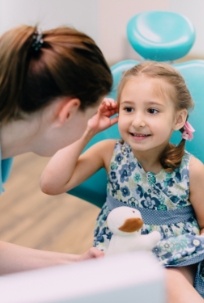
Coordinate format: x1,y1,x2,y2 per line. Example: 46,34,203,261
94,141,199,249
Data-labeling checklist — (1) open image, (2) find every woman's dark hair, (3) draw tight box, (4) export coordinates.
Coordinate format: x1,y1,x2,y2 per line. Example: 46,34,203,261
117,61,194,171
0,25,112,124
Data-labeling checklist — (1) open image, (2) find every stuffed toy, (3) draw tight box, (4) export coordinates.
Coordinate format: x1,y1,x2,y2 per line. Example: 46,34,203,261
106,206,161,255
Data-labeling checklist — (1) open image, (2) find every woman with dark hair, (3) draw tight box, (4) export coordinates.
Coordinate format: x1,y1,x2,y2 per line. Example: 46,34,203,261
0,24,113,274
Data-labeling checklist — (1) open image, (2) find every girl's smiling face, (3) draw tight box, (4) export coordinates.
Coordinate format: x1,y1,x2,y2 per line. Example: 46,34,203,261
118,76,187,156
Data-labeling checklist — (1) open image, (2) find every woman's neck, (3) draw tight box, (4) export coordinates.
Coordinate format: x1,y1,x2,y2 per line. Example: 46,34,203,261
0,117,40,159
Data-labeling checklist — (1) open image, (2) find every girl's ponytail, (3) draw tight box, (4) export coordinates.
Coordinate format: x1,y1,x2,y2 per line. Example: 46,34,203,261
160,140,185,172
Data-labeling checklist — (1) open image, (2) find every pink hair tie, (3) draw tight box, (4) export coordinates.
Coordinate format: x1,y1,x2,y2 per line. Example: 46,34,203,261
182,121,195,141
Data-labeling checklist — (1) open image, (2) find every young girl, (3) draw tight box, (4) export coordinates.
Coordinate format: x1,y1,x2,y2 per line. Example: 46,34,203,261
0,24,112,274
41,61,204,302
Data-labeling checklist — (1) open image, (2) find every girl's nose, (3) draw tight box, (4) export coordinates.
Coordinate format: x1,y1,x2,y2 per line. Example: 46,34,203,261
132,113,145,128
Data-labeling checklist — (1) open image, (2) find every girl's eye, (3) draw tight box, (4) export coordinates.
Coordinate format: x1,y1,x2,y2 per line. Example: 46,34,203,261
148,108,159,114
124,106,134,113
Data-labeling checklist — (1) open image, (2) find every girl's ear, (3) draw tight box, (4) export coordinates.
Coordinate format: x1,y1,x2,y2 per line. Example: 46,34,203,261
55,98,81,125
173,109,188,131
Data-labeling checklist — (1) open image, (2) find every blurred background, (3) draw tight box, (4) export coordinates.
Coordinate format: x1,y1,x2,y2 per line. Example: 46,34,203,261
0,0,204,64
1,0,204,254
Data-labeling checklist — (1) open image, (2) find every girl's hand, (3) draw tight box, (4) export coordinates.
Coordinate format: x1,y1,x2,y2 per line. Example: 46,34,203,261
87,98,118,134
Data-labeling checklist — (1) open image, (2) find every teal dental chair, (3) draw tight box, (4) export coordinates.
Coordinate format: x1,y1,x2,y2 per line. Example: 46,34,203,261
69,11,204,208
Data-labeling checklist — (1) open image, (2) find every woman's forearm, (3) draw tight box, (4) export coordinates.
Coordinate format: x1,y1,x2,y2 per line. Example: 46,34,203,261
0,241,103,275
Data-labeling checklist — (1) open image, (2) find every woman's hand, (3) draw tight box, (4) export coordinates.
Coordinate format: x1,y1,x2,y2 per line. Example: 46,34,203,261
77,247,104,261
87,98,118,134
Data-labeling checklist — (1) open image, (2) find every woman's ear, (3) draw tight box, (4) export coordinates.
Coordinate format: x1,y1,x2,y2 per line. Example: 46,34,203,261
173,109,188,131
55,98,81,125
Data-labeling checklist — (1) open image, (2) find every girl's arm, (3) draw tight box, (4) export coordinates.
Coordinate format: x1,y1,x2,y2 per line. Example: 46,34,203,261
189,156,204,234
40,99,118,195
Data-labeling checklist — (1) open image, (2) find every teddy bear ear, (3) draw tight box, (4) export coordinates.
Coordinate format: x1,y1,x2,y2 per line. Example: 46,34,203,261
119,218,143,232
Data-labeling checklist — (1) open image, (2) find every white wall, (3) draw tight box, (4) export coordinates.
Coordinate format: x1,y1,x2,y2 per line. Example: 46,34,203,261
97,0,170,63
0,0,203,64
169,0,204,58
0,0,99,41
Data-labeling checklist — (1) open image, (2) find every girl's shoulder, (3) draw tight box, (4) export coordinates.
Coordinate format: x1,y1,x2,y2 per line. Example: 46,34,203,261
90,139,118,171
182,150,197,167
189,153,204,172
188,152,204,181
93,139,117,151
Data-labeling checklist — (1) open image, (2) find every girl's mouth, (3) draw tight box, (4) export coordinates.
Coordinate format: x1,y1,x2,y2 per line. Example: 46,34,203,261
130,132,151,137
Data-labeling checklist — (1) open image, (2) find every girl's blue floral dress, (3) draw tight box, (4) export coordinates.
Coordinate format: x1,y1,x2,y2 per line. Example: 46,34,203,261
94,140,204,297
